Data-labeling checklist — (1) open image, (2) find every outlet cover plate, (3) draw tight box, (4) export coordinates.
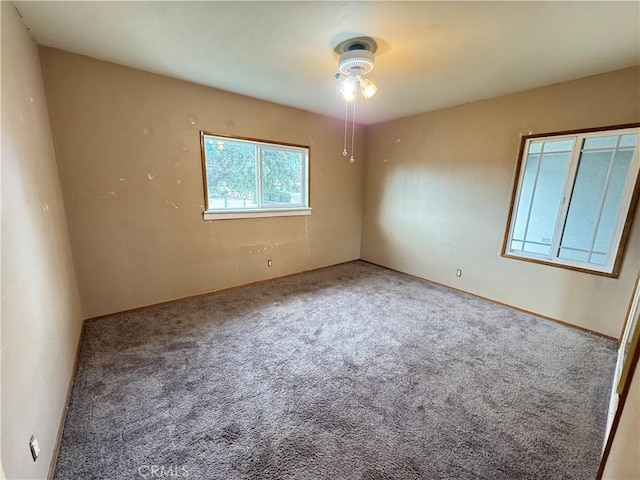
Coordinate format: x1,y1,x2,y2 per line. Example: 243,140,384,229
29,435,40,462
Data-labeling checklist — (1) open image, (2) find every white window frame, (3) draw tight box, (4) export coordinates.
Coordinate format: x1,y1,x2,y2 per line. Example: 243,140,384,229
200,132,311,220
502,124,640,277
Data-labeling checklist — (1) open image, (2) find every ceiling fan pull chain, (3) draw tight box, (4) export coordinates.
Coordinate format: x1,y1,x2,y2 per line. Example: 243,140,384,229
343,100,349,156
350,96,356,163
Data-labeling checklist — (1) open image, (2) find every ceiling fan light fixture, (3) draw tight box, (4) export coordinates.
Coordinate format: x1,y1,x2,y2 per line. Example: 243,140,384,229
335,38,377,104
334,36,379,163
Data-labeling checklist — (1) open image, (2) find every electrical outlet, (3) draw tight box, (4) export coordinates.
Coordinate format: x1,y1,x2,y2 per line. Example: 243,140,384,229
267,259,272,267
456,269,462,277
29,435,40,462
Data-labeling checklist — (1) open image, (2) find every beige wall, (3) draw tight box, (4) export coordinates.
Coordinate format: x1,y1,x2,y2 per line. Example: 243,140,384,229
39,48,364,319
361,67,640,338
1,3,84,479
603,364,640,479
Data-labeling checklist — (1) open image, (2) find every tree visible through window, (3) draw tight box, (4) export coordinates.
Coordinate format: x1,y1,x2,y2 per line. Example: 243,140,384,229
200,133,309,219
503,125,640,277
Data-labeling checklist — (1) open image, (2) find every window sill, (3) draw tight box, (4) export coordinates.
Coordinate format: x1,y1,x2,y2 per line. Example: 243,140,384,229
501,252,618,278
203,207,312,221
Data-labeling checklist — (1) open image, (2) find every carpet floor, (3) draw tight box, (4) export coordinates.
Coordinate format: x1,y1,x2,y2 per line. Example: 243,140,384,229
54,261,616,480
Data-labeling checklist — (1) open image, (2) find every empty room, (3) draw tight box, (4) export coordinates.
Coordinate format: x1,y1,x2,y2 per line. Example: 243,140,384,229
2,1,640,479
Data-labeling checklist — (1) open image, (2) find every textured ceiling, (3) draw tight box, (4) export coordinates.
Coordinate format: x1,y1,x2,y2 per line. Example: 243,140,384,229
14,1,640,125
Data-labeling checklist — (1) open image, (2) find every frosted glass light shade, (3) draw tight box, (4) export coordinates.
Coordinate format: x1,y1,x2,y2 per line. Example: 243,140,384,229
340,76,357,103
360,78,377,99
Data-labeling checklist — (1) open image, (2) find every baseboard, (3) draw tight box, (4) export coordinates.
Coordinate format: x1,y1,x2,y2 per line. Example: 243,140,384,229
85,259,358,323
85,258,617,341
359,259,618,343
47,322,86,480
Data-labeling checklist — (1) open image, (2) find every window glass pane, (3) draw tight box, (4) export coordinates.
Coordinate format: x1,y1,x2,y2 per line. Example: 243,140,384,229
619,134,638,148
542,139,574,153
511,154,540,243
521,152,571,255
558,248,590,263
592,149,633,253
524,242,552,255
204,139,258,210
590,253,607,265
528,142,542,154
559,150,611,256
261,149,303,206
583,135,618,150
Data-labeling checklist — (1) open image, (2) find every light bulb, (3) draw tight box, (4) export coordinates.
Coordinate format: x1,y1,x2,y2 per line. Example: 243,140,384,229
360,78,377,99
340,76,357,103
341,90,356,103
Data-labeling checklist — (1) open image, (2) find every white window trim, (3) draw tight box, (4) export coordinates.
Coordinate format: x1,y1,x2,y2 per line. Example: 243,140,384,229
203,208,312,221
503,125,640,277
200,132,310,220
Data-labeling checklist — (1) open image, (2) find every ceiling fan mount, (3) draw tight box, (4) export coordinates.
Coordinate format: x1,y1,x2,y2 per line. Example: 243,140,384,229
335,36,378,76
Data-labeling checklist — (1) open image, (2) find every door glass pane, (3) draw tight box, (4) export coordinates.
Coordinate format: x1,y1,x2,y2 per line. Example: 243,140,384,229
204,139,258,210
559,150,611,255
261,149,303,206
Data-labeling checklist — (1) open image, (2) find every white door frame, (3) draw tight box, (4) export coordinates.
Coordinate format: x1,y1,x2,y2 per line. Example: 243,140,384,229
603,271,640,448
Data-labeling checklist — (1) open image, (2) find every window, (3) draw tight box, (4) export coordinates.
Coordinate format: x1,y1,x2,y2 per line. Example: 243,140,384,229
200,132,310,220
503,124,640,277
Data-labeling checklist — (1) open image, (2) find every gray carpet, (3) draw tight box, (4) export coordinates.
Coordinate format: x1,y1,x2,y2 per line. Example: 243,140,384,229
54,261,616,480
